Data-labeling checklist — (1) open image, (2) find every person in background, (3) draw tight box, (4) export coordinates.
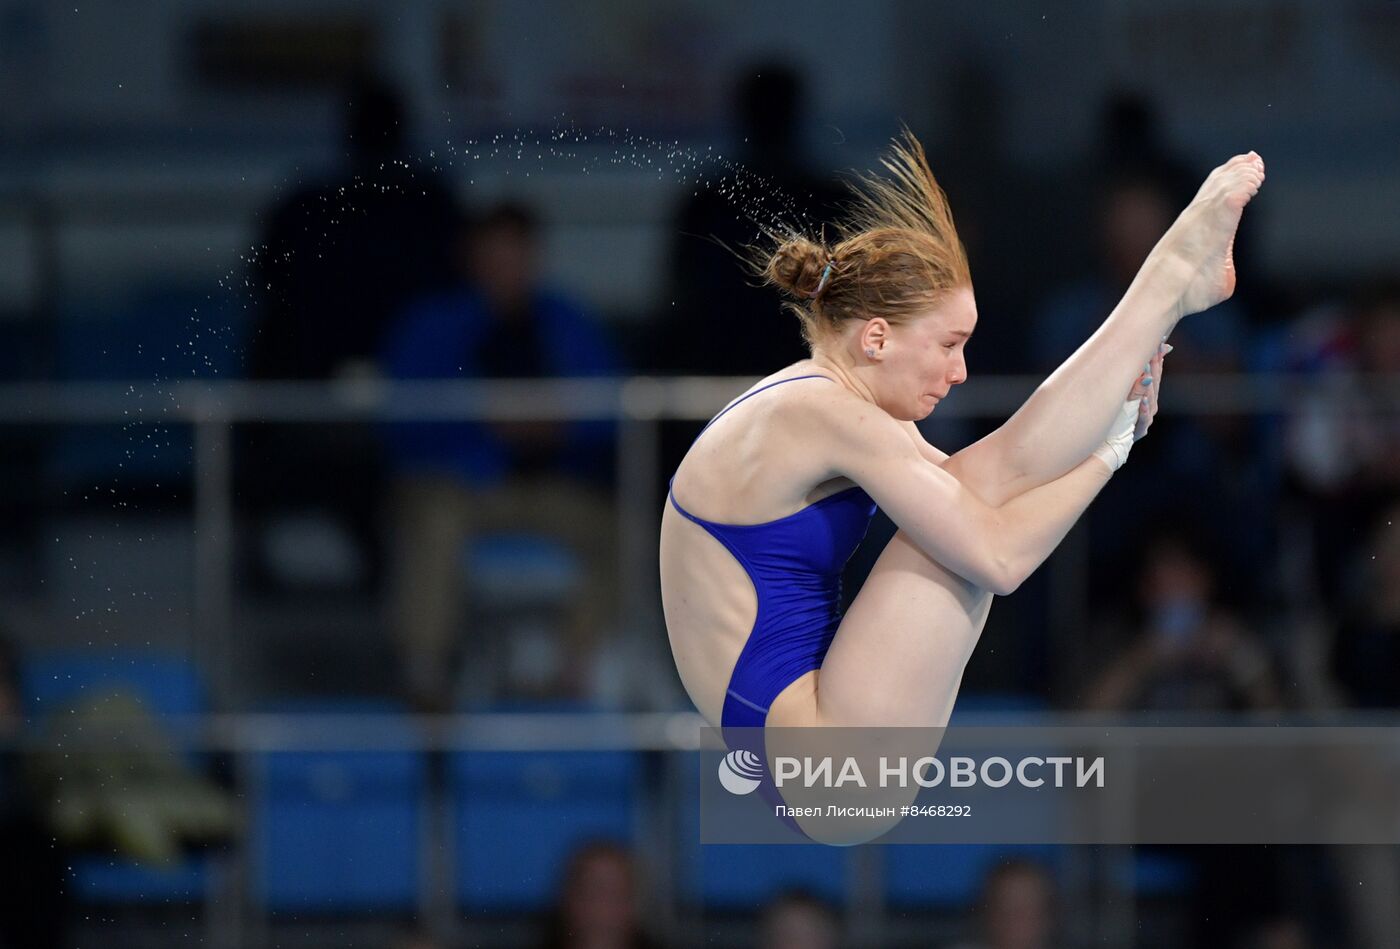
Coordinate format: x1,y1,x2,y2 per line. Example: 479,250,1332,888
538,841,659,949
243,72,460,594
947,859,1058,949
1029,167,1246,376
655,61,849,379
1082,535,1306,949
756,889,841,949
1238,915,1316,949
1083,533,1282,713
250,71,459,382
1278,285,1400,610
382,201,622,709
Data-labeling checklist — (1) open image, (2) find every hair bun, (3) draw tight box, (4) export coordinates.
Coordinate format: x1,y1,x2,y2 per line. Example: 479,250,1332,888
766,238,830,299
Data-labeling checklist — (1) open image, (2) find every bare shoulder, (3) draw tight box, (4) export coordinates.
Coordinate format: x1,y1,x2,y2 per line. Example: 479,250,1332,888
771,378,949,474
782,378,918,470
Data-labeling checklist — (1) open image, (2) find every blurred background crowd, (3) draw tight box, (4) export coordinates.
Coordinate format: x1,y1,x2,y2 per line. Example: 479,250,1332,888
1,1,1398,947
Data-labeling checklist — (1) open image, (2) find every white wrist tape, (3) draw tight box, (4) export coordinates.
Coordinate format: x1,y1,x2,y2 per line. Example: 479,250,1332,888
1092,398,1142,473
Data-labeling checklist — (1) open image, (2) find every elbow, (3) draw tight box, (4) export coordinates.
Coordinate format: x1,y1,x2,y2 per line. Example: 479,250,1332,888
982,559,1024,597
976,524,1026,596
986,574,1023,598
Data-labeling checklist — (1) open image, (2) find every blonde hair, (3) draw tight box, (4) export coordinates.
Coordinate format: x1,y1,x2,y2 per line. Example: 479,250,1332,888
747,126,971,348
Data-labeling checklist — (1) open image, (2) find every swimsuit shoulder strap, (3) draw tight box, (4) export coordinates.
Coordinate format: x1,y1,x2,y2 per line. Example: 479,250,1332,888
694,373,833,441
670,373,839,524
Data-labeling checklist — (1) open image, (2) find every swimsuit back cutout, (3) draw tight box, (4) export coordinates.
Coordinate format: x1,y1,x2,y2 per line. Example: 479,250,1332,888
667,374,878,730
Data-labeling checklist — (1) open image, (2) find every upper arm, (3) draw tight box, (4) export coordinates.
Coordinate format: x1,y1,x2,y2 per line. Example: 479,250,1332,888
902,420,1030,509
901,420,950,466
814,400,1015,594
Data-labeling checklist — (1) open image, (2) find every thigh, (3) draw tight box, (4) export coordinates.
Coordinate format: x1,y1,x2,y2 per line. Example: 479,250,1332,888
769,529,994,729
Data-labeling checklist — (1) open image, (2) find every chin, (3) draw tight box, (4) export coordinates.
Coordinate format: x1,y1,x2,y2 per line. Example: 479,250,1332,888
914,395,940,419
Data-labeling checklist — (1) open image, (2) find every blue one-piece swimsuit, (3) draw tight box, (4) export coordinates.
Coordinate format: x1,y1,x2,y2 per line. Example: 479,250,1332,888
668,375,878,832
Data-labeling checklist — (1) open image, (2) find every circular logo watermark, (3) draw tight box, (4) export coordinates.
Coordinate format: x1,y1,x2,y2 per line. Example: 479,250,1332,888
718,749,765,795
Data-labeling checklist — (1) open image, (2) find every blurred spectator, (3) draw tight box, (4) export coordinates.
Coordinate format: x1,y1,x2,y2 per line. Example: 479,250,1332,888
538,841,659,949
948,858,1057,949
756,889,841,949
1083,533,1282,713
241,72,460,595
1238,915,1315,949
1330,502,1400,708
1097,93,1193,193
1094,92,1263,320
250,71,459,381
1029,167,1248,375
1030,91,1240,373
1277,285,1400,609
0,636,67,949
652,60,848,379
382,201,622,709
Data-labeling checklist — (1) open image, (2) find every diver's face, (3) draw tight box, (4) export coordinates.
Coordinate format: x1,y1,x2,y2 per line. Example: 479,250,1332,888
869,286,976,421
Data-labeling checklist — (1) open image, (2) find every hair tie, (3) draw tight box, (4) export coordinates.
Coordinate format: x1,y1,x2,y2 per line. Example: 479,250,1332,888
810,258,835,300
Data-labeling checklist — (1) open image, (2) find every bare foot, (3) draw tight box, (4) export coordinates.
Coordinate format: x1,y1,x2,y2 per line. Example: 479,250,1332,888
1149,152,1266,316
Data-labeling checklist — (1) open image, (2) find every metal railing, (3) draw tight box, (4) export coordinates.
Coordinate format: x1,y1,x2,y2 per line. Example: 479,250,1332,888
2,371,1397,707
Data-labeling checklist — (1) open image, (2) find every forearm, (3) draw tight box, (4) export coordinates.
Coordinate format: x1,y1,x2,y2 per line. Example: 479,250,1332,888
952,264,1179,503
989,455,1113,592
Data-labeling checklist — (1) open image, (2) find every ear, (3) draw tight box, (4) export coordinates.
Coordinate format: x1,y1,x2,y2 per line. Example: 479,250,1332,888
860,318,890,359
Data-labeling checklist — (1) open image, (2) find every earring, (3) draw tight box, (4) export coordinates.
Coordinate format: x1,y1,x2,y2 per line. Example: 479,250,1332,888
864,348,876,359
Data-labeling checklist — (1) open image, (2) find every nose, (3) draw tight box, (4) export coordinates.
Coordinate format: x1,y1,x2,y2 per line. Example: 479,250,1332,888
948,352,968,385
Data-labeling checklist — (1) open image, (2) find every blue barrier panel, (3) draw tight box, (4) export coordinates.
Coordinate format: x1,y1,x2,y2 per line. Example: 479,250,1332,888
450,749,640,911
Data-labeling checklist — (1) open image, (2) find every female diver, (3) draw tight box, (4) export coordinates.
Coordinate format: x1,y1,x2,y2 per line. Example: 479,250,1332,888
658,130,1263,833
